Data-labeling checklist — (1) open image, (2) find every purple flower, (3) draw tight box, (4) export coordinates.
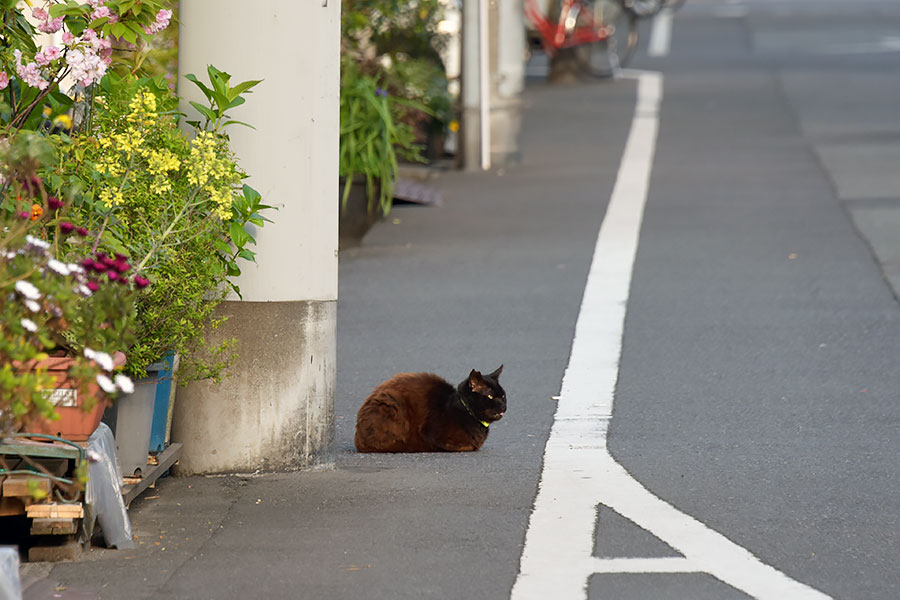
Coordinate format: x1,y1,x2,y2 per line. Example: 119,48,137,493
133,276,150,289
60,221,75,234
107,271,119,282
76,227,89,237
375,88,388,98
86,281,99,292
48,197,64,210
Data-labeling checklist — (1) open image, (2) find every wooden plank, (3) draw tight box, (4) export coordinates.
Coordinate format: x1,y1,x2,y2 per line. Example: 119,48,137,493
2,475,52,498
26,503,83,519
0,439,82,460
0,496,25,517
30,518,77,536
122,442,183,507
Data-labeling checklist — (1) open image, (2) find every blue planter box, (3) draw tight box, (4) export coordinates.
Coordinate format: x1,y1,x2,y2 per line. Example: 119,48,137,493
149,353,175,454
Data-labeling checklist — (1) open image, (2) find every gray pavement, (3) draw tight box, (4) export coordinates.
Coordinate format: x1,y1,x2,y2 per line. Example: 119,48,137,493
20,1,900,598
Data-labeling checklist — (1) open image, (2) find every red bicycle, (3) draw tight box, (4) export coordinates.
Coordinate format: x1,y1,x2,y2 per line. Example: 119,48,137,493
525,0,638,77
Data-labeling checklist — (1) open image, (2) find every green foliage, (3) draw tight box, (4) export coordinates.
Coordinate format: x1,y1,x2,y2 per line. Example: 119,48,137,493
341,0,456,140
339,59,424,216
184,65,262,133
52,71,271,379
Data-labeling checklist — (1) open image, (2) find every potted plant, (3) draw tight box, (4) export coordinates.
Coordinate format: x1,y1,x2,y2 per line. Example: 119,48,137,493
0,132,137,442
338,58,423,246
343,0,457,161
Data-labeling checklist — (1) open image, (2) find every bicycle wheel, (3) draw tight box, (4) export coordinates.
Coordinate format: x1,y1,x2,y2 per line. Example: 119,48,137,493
575,0,638,78
621,0,665,18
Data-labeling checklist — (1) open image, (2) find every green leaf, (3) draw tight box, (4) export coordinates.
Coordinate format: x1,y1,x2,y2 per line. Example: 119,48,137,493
228,222,252,249
212,239,231,255
189,101,217,123
221,120,255,130
225,96,246,111
65,15,86,36
49,91,74,108
120,26,137,45
229,79,263,99
184,73,214,101
237,249,256,262
110,22,127,38
88,16,110,29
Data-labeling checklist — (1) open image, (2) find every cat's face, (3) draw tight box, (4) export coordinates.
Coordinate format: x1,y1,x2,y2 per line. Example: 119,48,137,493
465,365,507,422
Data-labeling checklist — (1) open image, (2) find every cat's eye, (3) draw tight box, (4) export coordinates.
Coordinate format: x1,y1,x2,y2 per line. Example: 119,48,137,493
487,394,494,400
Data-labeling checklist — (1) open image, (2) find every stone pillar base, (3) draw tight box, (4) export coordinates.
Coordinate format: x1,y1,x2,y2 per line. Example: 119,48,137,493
171,300,335,475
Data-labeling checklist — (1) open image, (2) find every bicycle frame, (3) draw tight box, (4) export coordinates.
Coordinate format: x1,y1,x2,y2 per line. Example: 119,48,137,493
524,0,611,54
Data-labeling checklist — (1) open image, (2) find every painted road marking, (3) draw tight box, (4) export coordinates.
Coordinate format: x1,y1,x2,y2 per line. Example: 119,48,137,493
509,71,832,600
647,8,673,57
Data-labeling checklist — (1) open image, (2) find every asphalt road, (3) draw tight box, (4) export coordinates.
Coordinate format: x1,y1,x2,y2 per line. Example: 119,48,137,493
29,1,900,599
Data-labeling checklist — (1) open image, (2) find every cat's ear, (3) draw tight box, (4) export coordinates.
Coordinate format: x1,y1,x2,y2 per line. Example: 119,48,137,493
468,369,486,392
489,365,503,379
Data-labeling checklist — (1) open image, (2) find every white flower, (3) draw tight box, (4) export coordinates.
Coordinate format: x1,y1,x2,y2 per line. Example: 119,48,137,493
84,347,97,361
77,284,93,297
67,263,85,275
20,318,37,332
47,258,70,276
93,351,114,372
87,449,103,463
15,280,41,300
96,374,116,394
24,235,50,250
115,374,134,394
24,299,40,312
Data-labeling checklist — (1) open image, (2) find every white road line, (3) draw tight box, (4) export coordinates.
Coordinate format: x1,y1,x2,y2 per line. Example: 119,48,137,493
647,8,674,57
509,71,832,600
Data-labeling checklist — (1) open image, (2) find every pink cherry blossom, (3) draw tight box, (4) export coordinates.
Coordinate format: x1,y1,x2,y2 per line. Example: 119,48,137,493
31,7,48,20
66,48,107,87
62,31,75,44
144,8,173,34
34,46,60,66
15,54,48,90
0,72,8,91
90,6,111,20
38,17,64,34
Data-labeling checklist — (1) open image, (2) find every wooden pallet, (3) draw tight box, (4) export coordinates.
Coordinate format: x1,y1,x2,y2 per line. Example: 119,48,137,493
2,438,183,561
1,438,86,561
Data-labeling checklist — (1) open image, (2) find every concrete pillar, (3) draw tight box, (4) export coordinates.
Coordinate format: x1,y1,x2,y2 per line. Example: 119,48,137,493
492,0,525,166
461,0,525,170
461,0,485,171
172,1,339,474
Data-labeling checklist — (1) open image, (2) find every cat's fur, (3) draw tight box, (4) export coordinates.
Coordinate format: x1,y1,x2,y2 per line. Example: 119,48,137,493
354,366,506,453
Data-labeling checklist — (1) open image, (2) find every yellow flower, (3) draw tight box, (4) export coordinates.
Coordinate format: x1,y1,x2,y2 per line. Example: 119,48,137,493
148,148,181,176
98,187,125,208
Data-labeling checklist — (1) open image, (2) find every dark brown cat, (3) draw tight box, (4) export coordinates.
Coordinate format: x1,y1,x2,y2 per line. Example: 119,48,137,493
354,366,507,453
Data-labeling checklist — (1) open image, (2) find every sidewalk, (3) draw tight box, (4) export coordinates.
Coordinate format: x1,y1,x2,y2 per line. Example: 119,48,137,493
19,76,641,600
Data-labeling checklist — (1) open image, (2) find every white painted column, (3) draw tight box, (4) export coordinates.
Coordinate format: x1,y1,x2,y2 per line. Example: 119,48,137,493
492,0,526,165
172,0,339,473
462,0,526,170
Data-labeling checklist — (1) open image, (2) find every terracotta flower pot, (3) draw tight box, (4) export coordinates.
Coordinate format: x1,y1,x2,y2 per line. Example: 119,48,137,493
22,356,110,442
